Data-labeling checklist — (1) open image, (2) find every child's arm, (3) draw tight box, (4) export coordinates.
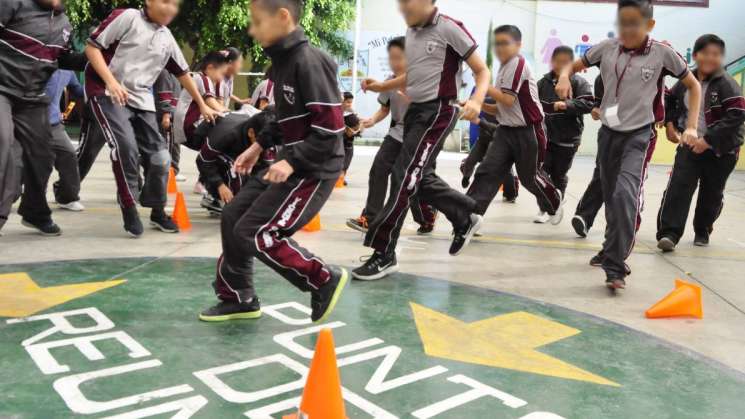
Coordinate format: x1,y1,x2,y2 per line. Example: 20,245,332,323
664,82,685,143
487,85,516,106
197,138,233,202
462,52,490,121
361,75,406,93
702,77,745,155
362,106,390,129
560,76,594,115
85,45,129,106
177,73,219,123
556,59,587,99
678,73,702,149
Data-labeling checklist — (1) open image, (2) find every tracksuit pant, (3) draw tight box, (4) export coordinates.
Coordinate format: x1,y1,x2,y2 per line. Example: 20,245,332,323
468,124,561,216
364,100,476,255
214,171,337,302
343,143,354,173
576,130,658,232
159,119,181,175
657,146,738,244
0,94,54,226
50,123,81,205
76,111,106,183
363,135,438,228
86,96,170,209
461,135,519,201
544,141,579,196
597,124,653,279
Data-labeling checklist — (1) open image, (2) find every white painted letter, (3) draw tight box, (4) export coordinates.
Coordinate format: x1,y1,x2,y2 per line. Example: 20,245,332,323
274,322,382,359
411,375,527,418
262,302,312,326
103,395,208,419
7,307,115,346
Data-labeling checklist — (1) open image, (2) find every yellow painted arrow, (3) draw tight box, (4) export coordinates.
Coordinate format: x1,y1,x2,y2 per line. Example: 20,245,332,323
410,303,619,387
0,272,126,318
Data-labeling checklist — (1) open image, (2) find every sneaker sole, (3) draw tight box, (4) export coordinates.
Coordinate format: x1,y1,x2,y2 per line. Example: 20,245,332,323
451,215,483,256
346,220,368,234
126,230,143,239
314,268,349,324
417,230,433,236
657,238,676,252
58,206,85,212
550,206,565,226
572,216,588,238
352,263,399,281
606,280,626,290
21,220,62,237
198,310,262,322
150,221,179,234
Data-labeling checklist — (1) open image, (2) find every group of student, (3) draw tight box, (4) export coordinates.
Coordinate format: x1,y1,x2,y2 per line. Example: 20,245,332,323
1,0,743,323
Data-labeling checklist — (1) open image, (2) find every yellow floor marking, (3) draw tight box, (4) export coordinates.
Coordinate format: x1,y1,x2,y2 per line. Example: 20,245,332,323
0,272,126,318
410,303,620,387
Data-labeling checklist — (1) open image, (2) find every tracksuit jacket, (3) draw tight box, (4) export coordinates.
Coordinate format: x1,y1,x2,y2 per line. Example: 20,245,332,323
0,0,85,103
537,72,594,145
666,69,745,156
257,29,345,180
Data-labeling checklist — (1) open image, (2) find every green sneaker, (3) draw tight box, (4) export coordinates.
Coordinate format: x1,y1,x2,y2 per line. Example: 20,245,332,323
311,266,349,323
199,298,262,322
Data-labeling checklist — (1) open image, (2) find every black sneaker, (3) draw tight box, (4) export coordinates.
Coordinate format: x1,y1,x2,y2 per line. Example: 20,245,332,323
589,252,604,267
503,196,517,203
449,213,483,256
572,215,588,238
201,196,223,216
346,216,368,233
606,277,626,290
21,219,62,236
199,298,262,322
311,266,349,323
417,224,435,236
694,234,710,247
122,207,143,238
352,251,398,281
150,208,179,233
657,236,676,252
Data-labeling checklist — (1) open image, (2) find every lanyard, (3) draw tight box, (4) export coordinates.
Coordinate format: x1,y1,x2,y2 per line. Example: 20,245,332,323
614,49,637,98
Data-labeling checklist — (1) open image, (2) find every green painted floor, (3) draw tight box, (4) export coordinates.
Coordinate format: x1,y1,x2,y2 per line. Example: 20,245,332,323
1,258,744,418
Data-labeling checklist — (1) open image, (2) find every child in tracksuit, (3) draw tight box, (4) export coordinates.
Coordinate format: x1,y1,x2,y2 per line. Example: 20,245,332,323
537,46,594,222
154,69,182,177
84,2,220,238
199,0,348,324
461,116,519,203
195,110,277,215
468,25,563,224
0,0,85,236
657,34,745,251
556,0,702,290
353,1,491,281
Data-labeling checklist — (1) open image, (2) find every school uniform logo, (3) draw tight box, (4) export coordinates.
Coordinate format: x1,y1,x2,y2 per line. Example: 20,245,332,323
640,67,655,83
283,85,295,105
425,41,439,55
62,29,71,44
710,92,719,105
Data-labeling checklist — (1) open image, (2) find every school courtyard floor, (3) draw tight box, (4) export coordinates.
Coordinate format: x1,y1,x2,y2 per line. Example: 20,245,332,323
2,146,745,418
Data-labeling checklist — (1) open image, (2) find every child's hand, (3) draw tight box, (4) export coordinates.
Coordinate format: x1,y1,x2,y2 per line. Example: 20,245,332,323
690,137,711,154
665,124,681,144
591,108,601,121
234,143,262,175
555,77,572,100
200,105,220,124
263,160,294,184
106,81,129,106
553,101,568,111
161,113,171,130
460,99,482,121
218,184,234,204
681,127,698,147
361,118,375,129
361,78,381,93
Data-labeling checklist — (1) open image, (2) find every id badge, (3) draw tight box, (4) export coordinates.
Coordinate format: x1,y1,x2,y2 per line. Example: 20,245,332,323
604,105,621,128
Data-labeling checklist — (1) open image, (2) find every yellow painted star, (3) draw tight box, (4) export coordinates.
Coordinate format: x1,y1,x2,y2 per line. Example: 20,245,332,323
0,272,125,318
410,302,619,387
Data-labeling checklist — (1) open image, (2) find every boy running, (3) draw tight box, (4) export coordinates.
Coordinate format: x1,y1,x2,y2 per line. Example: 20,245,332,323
468,25,563,224
657,34,745,251
199,0,348,323
84,0,220,238
556,0,702,290
353,0,490,281
154,69,183,179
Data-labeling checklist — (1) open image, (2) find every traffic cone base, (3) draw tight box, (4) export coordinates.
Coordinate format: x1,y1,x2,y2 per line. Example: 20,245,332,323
302,214,322,232
171,192,192,231
335,174,345,189
167,167,178,194
645,279,703,319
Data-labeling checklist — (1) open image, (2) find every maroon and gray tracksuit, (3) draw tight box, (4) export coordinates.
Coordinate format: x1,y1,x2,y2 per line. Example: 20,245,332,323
363,9,478,255
214,29,344,303
657,69,745,243
467,55,561,216
154,69,182,173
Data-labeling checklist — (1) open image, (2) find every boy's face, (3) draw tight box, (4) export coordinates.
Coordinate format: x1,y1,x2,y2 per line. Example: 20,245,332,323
206,64,228,83
494,33,520,63
388,46,407,75
145,0,180,26
398,0,434,27
617,6,655,48
694,44,724,76
342,99,354,112
551,53,573,74
249,2,295,48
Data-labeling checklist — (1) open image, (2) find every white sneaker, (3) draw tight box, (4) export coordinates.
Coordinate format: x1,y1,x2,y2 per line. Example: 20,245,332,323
193,182,206,195
534,211,550,224
549,205,564,225
175,173,187,182
58,201,85,212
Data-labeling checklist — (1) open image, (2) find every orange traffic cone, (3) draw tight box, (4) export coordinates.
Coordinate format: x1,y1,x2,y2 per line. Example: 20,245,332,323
302,214,322,232
283,329,347,419
335,174,345,189
167,167,179,194
171,192,192,231
645,279,703,319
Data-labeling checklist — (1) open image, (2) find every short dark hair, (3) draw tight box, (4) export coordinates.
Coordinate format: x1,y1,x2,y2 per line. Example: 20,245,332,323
618,0,654,19
693,34,725,55
388,36,405,52
343,91,354,101
494,25,522,42
196,50,230,72
253,0,303,23
225,47,242,62
552,46,574,60
248,108,276,134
